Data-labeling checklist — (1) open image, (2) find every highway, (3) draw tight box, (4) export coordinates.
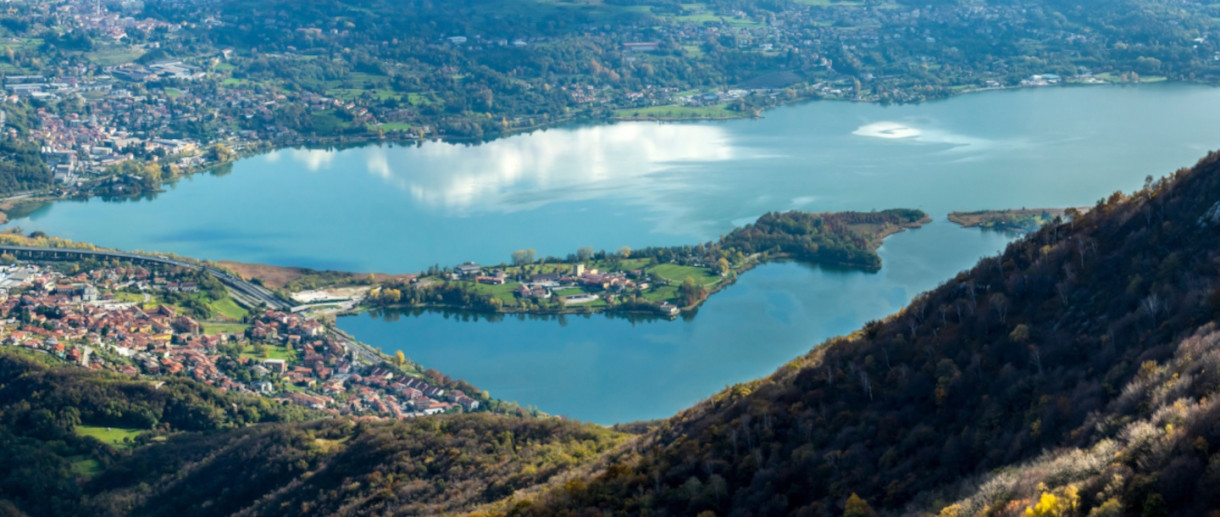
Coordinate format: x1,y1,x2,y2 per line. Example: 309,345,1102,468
0,245,396,367
0,245,292,310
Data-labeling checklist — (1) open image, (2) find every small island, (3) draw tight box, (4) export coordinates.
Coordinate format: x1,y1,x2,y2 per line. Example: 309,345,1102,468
357,209,930,318
948,208,1087,234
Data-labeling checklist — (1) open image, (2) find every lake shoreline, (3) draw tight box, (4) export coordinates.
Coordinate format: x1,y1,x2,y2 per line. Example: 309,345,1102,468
0,79,1185,225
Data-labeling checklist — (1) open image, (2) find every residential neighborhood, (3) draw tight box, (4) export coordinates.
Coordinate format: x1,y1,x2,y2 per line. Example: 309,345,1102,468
0,260,484,419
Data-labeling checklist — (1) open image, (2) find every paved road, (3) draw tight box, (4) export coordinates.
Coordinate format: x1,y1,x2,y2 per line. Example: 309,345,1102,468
0,245,292,310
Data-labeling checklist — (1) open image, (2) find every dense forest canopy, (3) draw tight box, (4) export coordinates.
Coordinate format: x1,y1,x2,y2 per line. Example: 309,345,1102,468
722,209,928,269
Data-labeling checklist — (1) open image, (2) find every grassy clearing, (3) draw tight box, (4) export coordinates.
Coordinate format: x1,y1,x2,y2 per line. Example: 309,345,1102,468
682,44,706,57
164,87,183,98
326,87,403,102
615,103,740,119
208,296,248,320
458,281,520,305
114,291,247,321
641,285,679,302
70,457,101,477
669,12,763,27
590,257,650,271
240,343,296,361
376,123,413,131
0,37,43,52
201,322,250,335
112,291,146,304
647,264,721,287
406,92,433,106
85,46,145,66
76,425,144,447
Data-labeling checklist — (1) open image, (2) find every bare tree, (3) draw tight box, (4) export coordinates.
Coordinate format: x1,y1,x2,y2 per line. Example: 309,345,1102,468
1142,293,1165,327
990,293,1009,324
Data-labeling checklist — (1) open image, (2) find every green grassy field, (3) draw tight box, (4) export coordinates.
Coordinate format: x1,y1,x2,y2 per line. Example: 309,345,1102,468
208,296,248,320
327,87,403,102
84,46,145,66
0,37,43,52
376,122,414,131
615,103,741,119
241,344,296,361
459,281,520,304
646,264,721,287
70,457,101,477
114,291,247,321
112,291,146,304
589,257,650,271
641,285,679,302
76,425,144,447
201,322,250,335
682,44,706,57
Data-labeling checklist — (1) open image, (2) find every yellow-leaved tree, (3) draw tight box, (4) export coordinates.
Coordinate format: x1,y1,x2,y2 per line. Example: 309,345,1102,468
844,493,877,517
1025,484,1080,517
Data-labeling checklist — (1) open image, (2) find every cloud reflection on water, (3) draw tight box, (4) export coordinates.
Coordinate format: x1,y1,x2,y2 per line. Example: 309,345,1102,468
354,123,740,216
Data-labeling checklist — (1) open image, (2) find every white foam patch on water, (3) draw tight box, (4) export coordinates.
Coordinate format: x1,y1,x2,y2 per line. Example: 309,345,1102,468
853,121,921,139
854,121,997,154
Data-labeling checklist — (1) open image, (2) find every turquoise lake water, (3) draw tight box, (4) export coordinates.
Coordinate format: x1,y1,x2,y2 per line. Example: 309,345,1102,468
10,84,1220,422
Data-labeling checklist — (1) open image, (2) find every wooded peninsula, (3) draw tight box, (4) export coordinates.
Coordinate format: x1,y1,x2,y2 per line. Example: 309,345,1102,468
949,208,1089,234
362,209,930,317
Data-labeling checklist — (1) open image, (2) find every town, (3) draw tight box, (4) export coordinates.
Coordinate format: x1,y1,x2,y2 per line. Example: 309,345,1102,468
1,0,1206,203
0,260,489,419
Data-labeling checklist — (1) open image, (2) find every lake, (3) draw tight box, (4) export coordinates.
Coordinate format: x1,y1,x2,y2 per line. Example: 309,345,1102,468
10,84,1220,423
340,221,1011,423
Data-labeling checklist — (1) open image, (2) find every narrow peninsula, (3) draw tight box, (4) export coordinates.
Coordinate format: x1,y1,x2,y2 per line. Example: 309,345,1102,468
361,209,930,317
948,207,1088,234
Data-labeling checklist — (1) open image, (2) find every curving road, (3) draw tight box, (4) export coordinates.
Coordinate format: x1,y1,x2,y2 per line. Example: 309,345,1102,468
0,245,291,310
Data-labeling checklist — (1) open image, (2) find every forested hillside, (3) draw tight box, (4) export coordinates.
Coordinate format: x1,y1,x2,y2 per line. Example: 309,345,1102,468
496,154,1220,515
0,349,626,517
0,350,312,515
0,104,52,195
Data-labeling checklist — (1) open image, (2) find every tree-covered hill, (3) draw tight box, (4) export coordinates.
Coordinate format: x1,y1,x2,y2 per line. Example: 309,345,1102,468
0,349,314,515
82,414,625,517
0,348,627,517
722,209,929,270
